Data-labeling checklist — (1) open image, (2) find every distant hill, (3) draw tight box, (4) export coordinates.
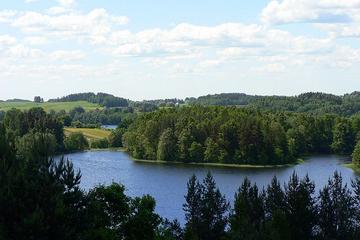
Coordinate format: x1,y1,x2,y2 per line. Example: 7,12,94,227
186,92,360,116
49,92,129,108
2,91,360,116
5,99,31,102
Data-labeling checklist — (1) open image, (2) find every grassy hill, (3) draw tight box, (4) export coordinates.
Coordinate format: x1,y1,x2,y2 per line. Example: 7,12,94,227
64,127,111,141
0,101,102,112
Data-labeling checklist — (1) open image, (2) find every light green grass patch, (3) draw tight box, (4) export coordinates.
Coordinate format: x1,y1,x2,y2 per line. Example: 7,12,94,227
344,163,360,174
0,101,102,112
64,127,111,141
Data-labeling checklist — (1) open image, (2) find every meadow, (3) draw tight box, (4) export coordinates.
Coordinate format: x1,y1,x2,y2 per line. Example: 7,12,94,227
0,101,102,112
64,127,111,141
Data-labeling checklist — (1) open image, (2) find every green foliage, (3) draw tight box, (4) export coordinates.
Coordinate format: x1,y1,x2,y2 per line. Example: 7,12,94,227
157,128,178,161
183,173,229,240
49,92,128,108
91,138,109,149
64,132,89,152
124,106,352,165
331,119,355,154
17,132,57,160
108,128,124,147
229,178,265,240
187,91,360,116
318,172,356,240
352,140,360,166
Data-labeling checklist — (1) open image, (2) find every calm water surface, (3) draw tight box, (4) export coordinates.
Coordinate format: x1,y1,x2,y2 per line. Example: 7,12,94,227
101,125,118,130
59,150,356,223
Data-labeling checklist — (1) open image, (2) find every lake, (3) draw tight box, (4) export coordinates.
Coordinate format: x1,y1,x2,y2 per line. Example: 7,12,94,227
101,125,118,130
59,150,357,224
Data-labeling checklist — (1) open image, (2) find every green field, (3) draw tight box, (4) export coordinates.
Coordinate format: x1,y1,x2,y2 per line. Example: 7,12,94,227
0,101,102,112
64,127,111,141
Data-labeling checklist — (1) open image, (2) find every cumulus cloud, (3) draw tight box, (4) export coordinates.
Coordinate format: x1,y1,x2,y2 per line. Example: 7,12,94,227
50,50,86,61
23,36,48,45
57,0,75,7
0,2,359,87
261,0,359,25
1,8,128,45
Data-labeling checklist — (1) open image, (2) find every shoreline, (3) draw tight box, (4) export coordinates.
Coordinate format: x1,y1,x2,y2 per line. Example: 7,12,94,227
130,157,304,169
344,163,360,174
62,149,359,173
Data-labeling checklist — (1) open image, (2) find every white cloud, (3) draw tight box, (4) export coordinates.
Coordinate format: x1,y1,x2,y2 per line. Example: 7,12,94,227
57,0,75,7
5,44,44,59
46,6,69,15
0,35,17,46
8,9,129,45
261,0,360,25
50,50,86,61
0,10,17,23
25,0,40,3
23,36,48,45
255,63,286,73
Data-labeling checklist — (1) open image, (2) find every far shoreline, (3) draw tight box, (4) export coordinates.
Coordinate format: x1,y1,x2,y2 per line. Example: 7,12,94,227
130,156,305,169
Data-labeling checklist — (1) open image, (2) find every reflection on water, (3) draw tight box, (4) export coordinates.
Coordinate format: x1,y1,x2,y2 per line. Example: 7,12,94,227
58,151,356,223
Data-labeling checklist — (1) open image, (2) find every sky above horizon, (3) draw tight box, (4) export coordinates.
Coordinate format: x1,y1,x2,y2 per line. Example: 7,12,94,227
1,0,360,101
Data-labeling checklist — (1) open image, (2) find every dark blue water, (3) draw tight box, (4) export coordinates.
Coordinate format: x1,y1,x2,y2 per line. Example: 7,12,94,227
59,151,356,223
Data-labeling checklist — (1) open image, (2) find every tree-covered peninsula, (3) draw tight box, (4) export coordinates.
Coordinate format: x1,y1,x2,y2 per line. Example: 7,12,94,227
123,106,360,166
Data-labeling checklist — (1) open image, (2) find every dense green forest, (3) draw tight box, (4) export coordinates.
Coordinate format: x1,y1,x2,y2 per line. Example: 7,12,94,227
186,92,360,116
123,106,360,165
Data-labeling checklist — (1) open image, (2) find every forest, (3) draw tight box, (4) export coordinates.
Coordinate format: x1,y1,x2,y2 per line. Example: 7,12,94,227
123,106,360,166
186,92,360,116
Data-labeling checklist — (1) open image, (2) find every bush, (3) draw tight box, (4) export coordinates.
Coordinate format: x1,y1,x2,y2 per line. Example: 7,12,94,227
91,138,110,149
64,132,89,152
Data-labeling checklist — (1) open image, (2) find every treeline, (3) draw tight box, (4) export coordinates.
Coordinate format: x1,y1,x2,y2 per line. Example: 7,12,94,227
186,92,360,116
49,92,129,108
181,172,360,240
67,107,135,126
123,106,360,165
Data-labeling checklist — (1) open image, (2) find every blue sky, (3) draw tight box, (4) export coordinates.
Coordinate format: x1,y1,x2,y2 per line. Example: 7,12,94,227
1,0,360,100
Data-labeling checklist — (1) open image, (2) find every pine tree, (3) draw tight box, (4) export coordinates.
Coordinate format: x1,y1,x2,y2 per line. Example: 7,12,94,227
229,178,265,240
264,176,289,240
318,172,356,240
183,175,202,240
284,172,316,240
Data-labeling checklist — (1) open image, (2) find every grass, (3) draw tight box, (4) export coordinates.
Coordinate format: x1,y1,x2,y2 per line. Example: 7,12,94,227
0,101,102,112
344,163,360,173
64,127,111,141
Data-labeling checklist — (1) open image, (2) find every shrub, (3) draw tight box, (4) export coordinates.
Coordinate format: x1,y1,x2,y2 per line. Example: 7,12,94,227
64,132,89,152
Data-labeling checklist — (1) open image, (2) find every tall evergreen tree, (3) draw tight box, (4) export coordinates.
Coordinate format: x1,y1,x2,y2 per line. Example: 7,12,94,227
229,178,265,240
318,172,356,240
284,173,316,240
